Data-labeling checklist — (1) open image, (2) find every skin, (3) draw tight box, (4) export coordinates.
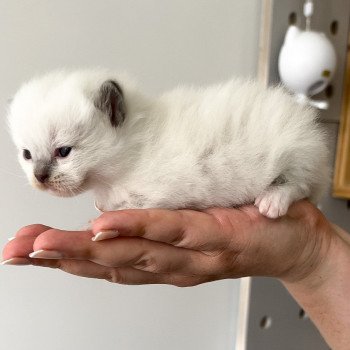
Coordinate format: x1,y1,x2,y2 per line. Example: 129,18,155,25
2,200,350,349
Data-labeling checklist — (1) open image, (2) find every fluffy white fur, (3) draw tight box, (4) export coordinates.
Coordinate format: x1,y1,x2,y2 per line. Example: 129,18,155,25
8,69,329,218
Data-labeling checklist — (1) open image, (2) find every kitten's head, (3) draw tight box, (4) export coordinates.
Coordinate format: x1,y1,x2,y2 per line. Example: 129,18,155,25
8,69,128,197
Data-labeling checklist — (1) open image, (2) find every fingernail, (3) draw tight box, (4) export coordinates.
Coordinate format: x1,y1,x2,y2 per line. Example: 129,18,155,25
92,230,119,241
7,237,16,241
1,257,30,266
29,250,63,259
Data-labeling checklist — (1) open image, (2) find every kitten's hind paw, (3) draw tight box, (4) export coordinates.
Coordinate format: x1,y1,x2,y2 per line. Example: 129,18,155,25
254,190,290,219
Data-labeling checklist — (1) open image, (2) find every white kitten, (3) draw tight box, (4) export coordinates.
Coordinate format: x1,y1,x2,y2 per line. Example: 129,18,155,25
8,69,329,218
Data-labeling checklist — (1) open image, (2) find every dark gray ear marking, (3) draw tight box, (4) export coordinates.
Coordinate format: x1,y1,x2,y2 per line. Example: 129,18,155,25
94,80,126,127
271,174,287,186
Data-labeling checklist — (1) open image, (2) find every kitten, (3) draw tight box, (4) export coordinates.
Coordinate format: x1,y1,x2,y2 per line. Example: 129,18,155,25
8,69,329,218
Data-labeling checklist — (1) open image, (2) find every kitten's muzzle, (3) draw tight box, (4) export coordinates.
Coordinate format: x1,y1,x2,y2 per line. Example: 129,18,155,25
34,164,51,184
34,172,49,183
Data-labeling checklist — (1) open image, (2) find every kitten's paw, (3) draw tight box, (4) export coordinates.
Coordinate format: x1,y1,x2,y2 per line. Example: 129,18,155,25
254,190,290,219
80,218,96,231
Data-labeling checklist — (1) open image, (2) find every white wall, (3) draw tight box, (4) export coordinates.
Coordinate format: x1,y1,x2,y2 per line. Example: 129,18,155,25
0,1,261,349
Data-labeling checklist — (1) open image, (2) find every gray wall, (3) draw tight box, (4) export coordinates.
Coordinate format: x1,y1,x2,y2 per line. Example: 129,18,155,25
0,1,261,349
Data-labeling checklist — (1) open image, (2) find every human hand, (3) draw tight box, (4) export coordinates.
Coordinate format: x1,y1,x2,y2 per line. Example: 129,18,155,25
4,201,349,349
1,201,333,286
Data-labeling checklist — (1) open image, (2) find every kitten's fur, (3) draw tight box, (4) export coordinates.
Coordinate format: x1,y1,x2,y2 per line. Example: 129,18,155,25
8,69,329,218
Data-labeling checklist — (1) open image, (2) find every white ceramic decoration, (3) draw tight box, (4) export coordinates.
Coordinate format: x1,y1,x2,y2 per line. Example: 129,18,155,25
278,25,337,109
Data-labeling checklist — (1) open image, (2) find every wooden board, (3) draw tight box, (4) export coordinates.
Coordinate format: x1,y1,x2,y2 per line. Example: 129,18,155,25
333,48,350,199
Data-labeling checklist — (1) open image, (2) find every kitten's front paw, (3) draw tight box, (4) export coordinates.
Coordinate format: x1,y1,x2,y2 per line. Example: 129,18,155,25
254,190,290,219
80,218,96,231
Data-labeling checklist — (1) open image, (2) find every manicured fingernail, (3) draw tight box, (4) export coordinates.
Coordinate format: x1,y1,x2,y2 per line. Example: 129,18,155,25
7,237,16,241
1,257,30,266
92,230,119,241
29,250,63,259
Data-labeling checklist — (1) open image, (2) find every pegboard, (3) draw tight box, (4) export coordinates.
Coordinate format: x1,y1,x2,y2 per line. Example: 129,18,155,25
236,1,350,349
238,278,330,350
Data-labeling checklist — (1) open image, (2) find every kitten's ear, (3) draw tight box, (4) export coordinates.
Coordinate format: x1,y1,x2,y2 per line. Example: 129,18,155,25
94,80,126,127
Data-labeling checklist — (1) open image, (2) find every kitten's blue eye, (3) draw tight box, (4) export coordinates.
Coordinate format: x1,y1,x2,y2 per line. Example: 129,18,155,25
23,149,31,160
56,147,72,158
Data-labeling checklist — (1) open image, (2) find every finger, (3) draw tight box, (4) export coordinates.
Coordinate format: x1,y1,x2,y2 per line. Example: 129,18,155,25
14,224,52,238
31,258,211,286
31,229,220,275
92,209,229,252
2,235,38,261
2,225,52,261
1,257,31,266
5,224,51,244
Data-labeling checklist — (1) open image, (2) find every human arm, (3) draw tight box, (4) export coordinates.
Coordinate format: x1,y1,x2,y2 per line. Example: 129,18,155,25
282,222,350,350
2,201,350,349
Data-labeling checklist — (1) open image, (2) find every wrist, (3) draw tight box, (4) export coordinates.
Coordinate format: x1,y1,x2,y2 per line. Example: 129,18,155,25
282,219,350,289
280,221,350,349
279,207,336,287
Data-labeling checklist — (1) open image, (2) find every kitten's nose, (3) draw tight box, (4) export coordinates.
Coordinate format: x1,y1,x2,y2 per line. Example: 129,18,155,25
34,172,49,183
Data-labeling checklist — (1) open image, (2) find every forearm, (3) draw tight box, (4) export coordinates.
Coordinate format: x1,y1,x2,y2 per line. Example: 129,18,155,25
282,224,350,350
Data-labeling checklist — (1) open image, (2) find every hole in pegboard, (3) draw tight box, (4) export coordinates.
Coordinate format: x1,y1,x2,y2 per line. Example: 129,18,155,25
260,316,272,329
299,308,309,320
330,20,339,35
325,84,334,98
288,12,297,25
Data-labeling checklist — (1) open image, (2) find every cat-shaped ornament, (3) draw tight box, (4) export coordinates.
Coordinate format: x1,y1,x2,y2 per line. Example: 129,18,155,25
279,25,337,110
